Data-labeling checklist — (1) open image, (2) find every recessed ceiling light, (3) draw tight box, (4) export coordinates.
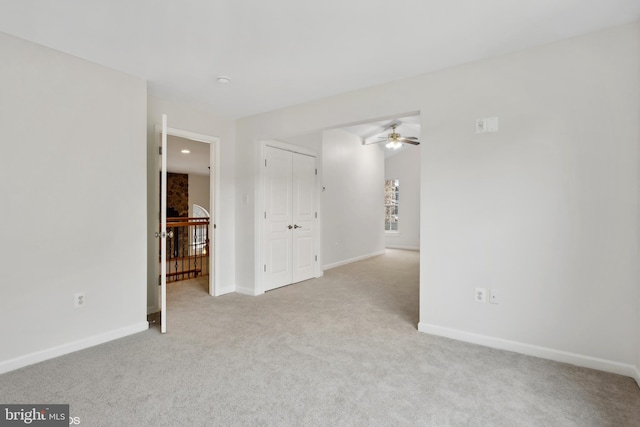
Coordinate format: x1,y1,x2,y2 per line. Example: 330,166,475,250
181,149,190,154
216,76,231,84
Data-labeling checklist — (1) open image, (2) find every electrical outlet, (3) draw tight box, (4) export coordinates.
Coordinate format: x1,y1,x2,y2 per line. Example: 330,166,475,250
74,292,85,308
485,117,499,132
475,117,499,133
490,289,499,304
475,288,486,303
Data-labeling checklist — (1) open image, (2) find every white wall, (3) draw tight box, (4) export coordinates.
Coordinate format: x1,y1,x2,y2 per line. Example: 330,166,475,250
147,96,236,303
235,22,640,379
418,22,639,375
322,129,385,268
282,132,323,153
188,173,210,217
0,33,148,372
384,148,421,250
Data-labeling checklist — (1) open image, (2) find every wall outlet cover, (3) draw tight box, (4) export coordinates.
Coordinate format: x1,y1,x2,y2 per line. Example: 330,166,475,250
490,289,499,304
486,117,499,132
74,292,85,308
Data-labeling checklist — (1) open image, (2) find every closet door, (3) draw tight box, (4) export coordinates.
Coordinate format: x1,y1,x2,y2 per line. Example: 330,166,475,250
291,153,316,283
263,146,316,291
264,146,293,291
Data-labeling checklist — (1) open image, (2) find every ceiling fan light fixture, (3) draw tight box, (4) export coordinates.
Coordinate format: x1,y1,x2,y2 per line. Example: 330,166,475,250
368,122,420,148
385,141,402,150
216,76,231,84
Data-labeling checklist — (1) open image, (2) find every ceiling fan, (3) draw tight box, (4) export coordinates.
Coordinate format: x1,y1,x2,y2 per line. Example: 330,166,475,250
369,124,420,150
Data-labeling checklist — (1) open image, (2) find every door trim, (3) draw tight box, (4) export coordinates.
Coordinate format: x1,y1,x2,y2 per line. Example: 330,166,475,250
153,125,221,297
255,140,322,295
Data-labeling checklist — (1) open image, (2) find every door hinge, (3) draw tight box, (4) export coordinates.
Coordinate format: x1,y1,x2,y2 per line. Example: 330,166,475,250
157,276,161,286
264,211,267,219
264,264,266,272
315,212,317,219
159,146,162,155
315,168,317,175
315,255,317,262
265,159,267,167
213,224,217,229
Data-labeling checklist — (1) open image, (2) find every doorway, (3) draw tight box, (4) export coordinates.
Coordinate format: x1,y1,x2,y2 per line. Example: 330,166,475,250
165,135,212,291
148,124,221,318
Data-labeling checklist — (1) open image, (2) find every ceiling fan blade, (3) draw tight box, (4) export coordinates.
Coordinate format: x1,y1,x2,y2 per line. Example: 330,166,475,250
398,138,420,145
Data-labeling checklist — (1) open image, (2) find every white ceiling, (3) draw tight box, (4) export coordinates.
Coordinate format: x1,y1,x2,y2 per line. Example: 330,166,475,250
167,135,210,175
1,1,639,119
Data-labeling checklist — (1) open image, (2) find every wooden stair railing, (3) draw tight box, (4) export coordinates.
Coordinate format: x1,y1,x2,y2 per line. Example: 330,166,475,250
159,217,210,283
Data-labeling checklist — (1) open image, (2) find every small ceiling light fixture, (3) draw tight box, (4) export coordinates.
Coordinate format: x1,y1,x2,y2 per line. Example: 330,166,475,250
181,149,191,154
216,76,231,84
385,141,402,150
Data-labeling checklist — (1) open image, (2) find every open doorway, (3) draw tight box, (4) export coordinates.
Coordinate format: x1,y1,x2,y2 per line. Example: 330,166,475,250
338,114,421,252
164,135,211,294
148,123,221,320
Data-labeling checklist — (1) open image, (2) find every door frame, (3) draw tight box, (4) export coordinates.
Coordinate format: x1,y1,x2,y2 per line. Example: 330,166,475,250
153,125,221,297
255,140,322,295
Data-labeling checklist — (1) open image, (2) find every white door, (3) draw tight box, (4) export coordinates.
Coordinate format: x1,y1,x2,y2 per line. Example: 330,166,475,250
263,146,316,291
160,115,168,333
264,146,293,291
292,153,316,283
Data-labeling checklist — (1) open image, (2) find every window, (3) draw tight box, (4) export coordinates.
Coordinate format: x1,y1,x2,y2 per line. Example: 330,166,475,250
385,179,399,231
192,204,210,219
191,204,210,255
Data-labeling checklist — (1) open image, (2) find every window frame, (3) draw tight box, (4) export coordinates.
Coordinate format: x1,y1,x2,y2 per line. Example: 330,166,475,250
384,178,400,233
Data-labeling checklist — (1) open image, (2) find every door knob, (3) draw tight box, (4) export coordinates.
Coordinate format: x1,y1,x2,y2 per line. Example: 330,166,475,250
288,225,293,229
294,224,301,229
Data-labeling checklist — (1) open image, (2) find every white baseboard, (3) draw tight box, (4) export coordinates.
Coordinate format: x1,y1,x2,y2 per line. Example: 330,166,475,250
235,285,263,296
633,366,640,389
214,284,236,296
418,322,638,379
385,245,420,251
323,250,385,271
0,322,149,375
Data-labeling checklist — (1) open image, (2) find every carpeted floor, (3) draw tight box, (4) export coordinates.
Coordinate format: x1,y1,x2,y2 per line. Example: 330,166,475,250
1,249,639,426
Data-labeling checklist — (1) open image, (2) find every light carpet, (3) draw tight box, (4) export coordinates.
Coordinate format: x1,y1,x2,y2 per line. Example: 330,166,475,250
1,249,639,426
